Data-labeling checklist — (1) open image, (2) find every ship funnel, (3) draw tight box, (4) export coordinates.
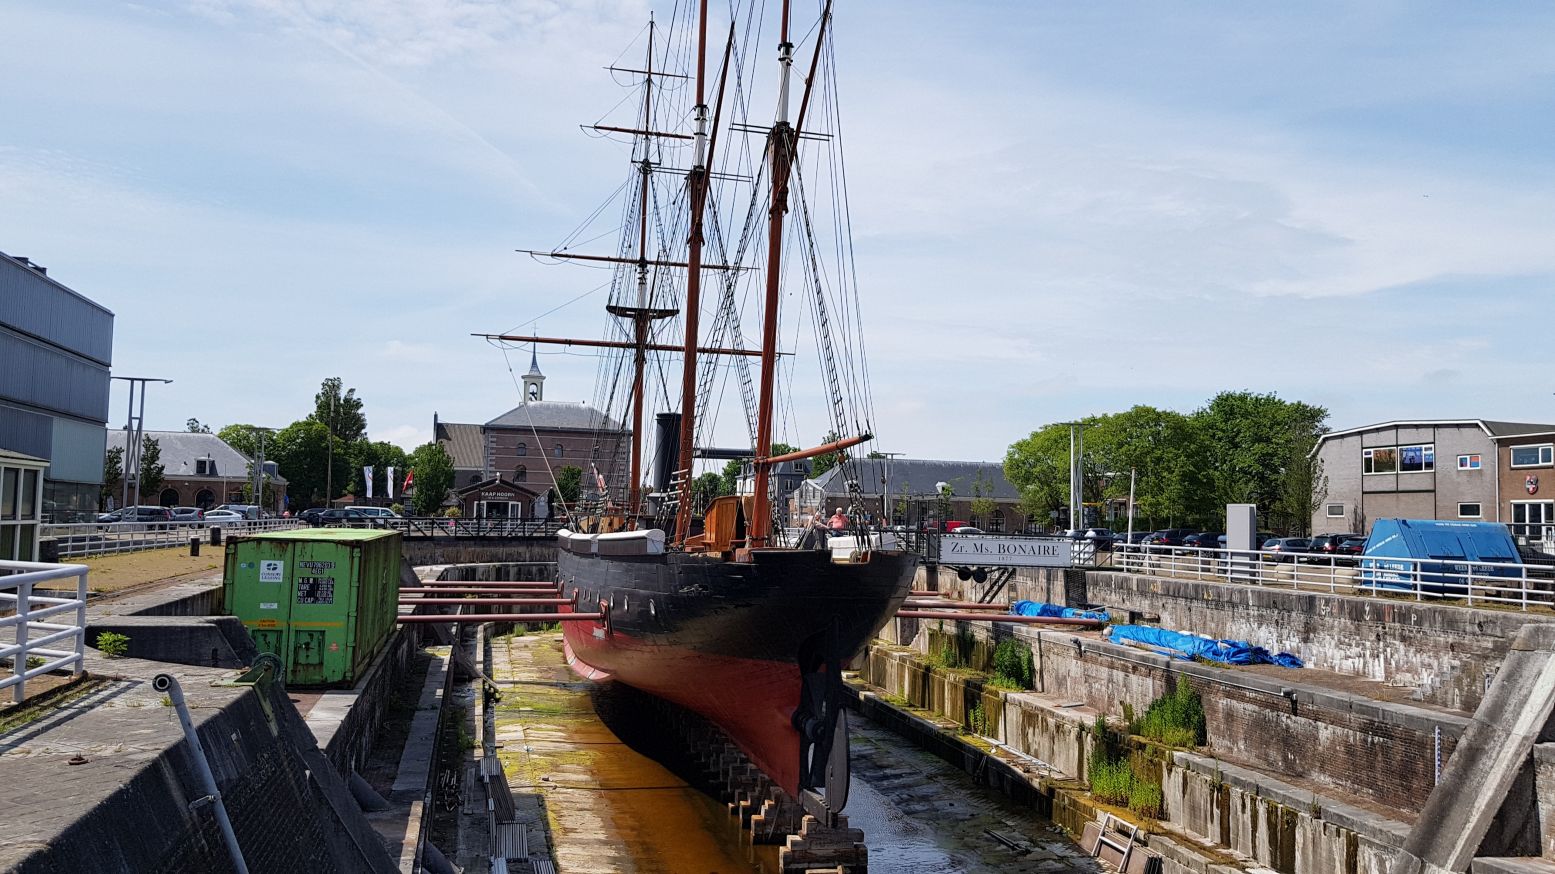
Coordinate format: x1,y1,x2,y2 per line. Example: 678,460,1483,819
653,413,682,492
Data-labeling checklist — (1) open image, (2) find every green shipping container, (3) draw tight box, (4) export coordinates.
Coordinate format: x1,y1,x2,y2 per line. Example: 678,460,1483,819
223,528,402,686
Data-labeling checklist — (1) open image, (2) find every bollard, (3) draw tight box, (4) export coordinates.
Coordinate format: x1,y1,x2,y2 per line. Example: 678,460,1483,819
189,536,200,557
210,525,223,547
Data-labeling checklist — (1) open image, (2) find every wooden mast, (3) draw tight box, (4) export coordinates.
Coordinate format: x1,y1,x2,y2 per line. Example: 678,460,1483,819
624,19,657,520
672,0,711,545
748,0,796,548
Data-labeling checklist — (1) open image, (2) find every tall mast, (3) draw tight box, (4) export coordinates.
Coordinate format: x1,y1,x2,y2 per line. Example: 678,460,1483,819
625,18,656,519
748,0,796,548
673,0,711,544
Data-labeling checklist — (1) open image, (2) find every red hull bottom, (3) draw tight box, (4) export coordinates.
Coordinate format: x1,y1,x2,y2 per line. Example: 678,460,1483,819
562,617,802,796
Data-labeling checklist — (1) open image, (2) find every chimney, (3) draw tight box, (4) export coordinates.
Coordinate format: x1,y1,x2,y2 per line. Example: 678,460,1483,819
13,256,46,275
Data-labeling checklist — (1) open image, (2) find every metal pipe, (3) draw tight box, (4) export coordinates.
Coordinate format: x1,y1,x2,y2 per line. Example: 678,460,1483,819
394,584,559,590
398,598,571,606
153,674,249,874
902,600,1013,610
895,610,1103,627
397,612,604,624
416,580,559,587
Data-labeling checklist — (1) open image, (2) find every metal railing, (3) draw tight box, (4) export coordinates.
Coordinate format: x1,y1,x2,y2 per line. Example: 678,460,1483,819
1,559,89,703
1108,543,1555,611
42,519,306,558
325,517,564,539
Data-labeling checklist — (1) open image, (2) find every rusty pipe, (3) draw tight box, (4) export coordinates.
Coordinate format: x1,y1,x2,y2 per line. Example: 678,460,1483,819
895,610,1103,627
397,598,572,606
398,587,559,595
397,612,603,623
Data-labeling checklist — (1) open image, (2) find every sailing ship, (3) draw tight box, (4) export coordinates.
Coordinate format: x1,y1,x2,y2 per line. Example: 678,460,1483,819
482,0,916,821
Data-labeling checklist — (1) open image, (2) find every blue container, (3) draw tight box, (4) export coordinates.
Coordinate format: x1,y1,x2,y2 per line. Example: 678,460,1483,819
1360,518,1521,594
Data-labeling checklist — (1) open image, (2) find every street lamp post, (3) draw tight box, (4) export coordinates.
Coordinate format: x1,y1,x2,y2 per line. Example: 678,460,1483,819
112,376,172,511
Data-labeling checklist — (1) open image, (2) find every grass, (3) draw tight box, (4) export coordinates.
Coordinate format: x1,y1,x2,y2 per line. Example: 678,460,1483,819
991,638,1034,690
1130,676,1206,748
1090,711,1168,821
967,703,989,736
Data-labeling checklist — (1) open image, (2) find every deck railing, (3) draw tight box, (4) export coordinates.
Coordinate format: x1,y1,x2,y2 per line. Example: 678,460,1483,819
1107,542,1555,611
1,559,89,703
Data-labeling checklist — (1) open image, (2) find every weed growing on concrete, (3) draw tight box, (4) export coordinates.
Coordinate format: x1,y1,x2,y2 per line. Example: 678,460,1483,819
1130,675,1205,748
1128,779,1164,819
991,638,1034,690
95,631,130,658
1090,759,1132,805
967,703,989,737
925,638,962,670
25,656,45,670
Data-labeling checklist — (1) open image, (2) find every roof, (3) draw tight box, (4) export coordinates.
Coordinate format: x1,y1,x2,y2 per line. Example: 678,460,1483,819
1314,419,1555,447
806,458,1020,500
105,430,288,484
0,448,48,466
484,400,624,432
435,420,485,470
246,528,399,543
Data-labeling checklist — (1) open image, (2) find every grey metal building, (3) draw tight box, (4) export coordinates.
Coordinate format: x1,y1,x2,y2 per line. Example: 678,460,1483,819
0,252,114,521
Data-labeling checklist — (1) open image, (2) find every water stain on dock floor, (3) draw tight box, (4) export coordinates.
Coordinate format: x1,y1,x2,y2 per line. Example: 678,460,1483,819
490,632,761,873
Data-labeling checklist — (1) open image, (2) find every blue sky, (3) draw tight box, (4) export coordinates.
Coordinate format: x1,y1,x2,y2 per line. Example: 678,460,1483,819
2,0,1552,465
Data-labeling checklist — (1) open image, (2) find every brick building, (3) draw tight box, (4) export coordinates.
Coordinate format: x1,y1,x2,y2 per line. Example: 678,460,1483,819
106,430,287,513
434,352,629,506
1311,419,1555,546
792,458,1030,532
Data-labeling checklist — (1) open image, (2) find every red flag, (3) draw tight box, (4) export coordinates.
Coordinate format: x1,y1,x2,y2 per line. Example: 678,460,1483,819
403,469,414,492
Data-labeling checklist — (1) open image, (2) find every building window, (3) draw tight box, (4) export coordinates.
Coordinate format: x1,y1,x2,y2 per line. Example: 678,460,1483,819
514,465,527,482
1363,444,1433,474
516,443,527,457
1511,501,1555,539
1458,454,1482,470
1363,447,1396,474
554,444,564,459
1458,503,1482,518
1326,503,1345,518
0,461,42,561
1510,445,1554,468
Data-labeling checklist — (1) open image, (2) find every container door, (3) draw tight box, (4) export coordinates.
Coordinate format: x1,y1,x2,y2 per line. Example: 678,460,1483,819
290,540,348,684
227,539,294,658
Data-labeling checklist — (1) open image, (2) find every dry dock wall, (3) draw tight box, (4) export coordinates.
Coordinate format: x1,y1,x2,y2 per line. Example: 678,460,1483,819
930,564,1547,713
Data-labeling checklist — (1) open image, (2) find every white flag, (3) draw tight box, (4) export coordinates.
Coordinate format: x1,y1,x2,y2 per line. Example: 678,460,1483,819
386,466,396,500
364,465,374,499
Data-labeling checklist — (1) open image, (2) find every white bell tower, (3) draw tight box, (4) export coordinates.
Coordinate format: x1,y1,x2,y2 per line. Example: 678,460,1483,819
522,348,545,402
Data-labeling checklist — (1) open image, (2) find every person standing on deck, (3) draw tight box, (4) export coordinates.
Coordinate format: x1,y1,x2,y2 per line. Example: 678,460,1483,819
828,507,850,533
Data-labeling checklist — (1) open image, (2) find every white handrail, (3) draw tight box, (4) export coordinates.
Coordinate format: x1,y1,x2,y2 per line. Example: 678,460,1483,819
41,519,307,558
1106,542,1555,611
1,559,89,704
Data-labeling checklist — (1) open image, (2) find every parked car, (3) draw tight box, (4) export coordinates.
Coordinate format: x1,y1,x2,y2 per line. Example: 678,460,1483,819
299,507,328,525
1262,537,1311,562
318,508,368,525
96,505,174,526
203,509,248,527
1071,527,1115,550
169,506,205,523
1334,536,1367,564
352,507,401,519
1182,532,1223,552
1143,529,1196,548
1307,533,1362,561
215,504,262,520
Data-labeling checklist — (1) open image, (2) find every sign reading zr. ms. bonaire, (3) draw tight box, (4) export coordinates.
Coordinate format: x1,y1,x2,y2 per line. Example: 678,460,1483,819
940,535,1074,568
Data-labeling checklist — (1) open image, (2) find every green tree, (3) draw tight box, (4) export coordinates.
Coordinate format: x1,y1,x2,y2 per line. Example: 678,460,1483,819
408,442,455,516
102,445,123,507
1085,405,1211,528
692,471,724,510
218,424,260,459
719,443,797,494
137,437,165,497
265,420,332,507
968,471,997,527
312,377,367,443
186,418,211,433
1195,391,1327,524
808,432,843,479
346,440,410,499
1275,437,1328,536
1004,422,1077,523
556,465,583,505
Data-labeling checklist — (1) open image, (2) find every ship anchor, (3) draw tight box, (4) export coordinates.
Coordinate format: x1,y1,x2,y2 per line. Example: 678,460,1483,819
794,620,850,826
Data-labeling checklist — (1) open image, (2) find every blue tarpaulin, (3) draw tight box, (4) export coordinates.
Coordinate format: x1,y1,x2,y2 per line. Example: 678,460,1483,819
1010,600,1109,623
1107,624,1303,668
